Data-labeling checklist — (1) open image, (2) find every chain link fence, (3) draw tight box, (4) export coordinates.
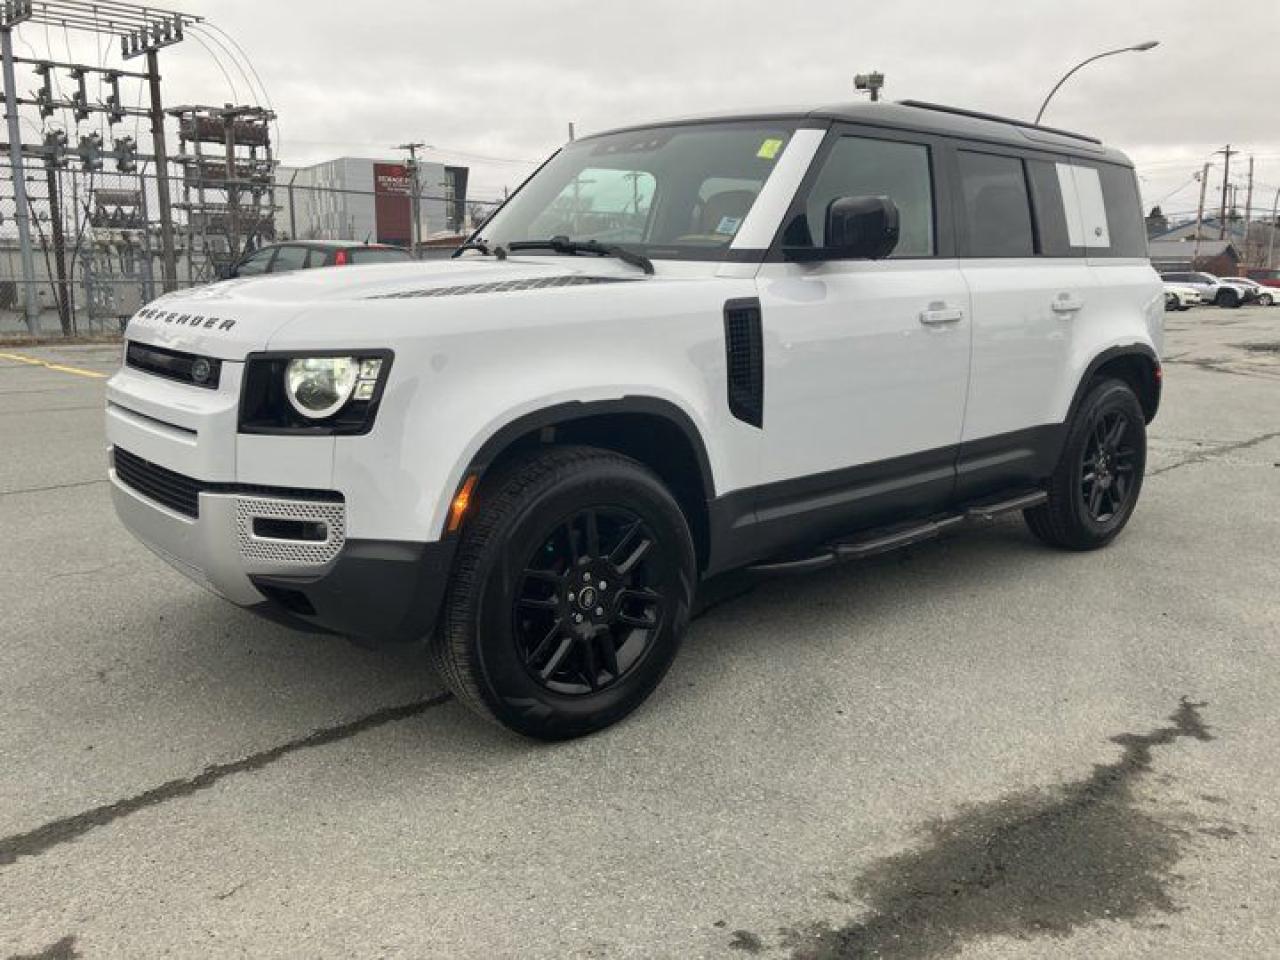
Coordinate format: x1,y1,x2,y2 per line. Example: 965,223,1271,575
0,159,503,338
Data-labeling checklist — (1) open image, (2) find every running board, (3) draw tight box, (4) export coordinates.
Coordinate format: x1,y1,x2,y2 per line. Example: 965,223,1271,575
746,490,1048,576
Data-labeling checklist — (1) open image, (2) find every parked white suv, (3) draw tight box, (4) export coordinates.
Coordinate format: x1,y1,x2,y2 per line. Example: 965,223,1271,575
107,101,1163,739
1159,271,1250,308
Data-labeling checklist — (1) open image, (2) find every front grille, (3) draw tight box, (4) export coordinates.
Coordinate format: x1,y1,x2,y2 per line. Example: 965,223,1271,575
112,447,345,521
126,340,222,390
113,448,202,518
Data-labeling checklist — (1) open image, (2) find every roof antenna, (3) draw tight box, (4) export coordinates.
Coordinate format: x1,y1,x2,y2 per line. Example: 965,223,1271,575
854,72,885,102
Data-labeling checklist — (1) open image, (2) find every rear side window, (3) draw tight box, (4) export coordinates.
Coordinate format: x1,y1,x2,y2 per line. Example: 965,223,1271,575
957,151,1034,257
303,248,327,268
1096,164,1148,258
789,135,935,256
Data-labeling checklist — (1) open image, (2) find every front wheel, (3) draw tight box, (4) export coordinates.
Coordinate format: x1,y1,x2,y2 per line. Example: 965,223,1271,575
431,446,695,740
1024,378,1147,550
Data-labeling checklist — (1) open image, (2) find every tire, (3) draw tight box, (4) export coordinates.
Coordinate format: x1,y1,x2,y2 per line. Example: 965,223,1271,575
430,446,696,740
1260,293,1274,307
1163,293,1176,311
1176,303,1191,311
1024,378,1147,551
1215,288,1239,308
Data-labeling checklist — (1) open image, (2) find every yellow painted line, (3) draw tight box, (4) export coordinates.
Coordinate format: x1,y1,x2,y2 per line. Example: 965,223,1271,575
0,351,109,380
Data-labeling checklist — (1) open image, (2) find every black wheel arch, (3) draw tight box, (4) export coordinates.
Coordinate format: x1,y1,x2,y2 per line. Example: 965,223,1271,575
1066,344,1162,426
453,398,716,571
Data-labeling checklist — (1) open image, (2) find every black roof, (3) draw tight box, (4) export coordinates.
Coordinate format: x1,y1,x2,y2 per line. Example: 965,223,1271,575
588,100,1130,166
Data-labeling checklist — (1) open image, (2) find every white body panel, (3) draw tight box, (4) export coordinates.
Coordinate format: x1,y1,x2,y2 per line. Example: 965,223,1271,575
755,258,971,478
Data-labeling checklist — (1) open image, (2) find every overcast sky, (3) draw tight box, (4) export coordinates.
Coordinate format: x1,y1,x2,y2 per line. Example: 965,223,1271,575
27,0,1280,220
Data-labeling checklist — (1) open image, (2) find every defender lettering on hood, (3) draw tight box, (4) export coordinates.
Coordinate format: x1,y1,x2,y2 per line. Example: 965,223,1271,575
134,307,237,331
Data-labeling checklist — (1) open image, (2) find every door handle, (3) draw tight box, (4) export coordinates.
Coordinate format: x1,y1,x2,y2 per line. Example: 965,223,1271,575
918,305,964,325
1052,295,1084,314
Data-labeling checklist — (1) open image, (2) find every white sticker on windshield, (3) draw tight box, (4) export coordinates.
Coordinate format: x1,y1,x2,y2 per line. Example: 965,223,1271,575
715,216,742,235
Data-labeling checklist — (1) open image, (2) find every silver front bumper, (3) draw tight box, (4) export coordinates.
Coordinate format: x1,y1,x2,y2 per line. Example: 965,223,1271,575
109,466,346,606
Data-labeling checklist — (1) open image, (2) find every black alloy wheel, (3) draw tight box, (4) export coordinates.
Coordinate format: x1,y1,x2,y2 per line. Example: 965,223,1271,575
1024,377,1147,550
431,446,695,740
1079,409,1139,523
515,507,666,696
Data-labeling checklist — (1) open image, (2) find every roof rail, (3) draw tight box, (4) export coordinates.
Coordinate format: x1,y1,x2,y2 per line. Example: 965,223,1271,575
896,100,1102,145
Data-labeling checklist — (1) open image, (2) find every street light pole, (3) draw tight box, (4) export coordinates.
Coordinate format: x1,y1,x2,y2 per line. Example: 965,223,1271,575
1034,41,1160,124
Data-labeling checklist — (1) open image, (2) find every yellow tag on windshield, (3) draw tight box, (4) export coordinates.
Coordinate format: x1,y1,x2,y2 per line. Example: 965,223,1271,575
757,138,784,160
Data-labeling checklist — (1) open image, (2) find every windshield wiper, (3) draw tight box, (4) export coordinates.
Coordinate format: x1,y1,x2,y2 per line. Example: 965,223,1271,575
505,236,654,275
453,240,506,259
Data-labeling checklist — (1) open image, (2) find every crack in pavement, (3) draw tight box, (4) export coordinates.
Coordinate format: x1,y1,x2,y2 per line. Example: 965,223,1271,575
0,478,106,499
0,693,452,869
1150,429,1280,476
773,699,1215,960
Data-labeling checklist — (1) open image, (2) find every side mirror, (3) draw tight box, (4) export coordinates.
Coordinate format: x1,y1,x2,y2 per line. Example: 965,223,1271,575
824,195,900,259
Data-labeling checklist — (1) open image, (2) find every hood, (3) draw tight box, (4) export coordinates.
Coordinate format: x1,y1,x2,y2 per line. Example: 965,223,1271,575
124,256,646,360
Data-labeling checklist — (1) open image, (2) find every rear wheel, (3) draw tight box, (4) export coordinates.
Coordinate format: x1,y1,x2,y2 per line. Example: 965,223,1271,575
1024,378,1146,550
1260,292,1274,307
1215,288,1240,308
430,446,695,740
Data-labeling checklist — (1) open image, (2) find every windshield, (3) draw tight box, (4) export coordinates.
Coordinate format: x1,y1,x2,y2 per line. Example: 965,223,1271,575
474,121,799,260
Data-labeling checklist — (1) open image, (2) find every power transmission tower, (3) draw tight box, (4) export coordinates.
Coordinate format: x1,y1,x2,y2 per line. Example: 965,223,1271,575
1216,145,1235,240
397,141,425,253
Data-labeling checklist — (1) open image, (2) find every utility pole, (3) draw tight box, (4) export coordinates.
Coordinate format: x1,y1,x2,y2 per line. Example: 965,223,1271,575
567,122,575,141
1267,188,1279,270
44,160,70,334
1244,155,1255,265
1193,161,1211,269
1216,144,1235,240
146,49,178,292
396,141,425,253
2,24,41,334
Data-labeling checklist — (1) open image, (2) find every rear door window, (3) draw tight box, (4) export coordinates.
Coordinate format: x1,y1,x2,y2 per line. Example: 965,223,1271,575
957,151,1034,257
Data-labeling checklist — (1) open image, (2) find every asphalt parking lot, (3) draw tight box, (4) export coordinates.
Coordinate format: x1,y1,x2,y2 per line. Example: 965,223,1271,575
2,306,1278,959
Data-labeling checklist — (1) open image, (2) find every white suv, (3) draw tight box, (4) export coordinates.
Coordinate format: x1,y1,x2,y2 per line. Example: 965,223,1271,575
107,101,1163,739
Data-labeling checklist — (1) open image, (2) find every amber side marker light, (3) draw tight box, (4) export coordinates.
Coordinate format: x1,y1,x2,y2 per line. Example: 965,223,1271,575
448,475,479,532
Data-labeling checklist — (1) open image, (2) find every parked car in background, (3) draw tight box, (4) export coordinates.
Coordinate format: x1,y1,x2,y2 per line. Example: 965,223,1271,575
1163,281,1202,310
1219,277,1276,306
1244,267,1280,289
1158,271,1252,308
224,241,414,279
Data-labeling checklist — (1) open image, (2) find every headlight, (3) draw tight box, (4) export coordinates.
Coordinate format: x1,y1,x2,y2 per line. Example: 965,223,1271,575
285,357,360,419
239,350,392,435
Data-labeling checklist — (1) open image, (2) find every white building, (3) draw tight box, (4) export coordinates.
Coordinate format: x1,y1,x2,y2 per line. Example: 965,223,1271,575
275,157,469,246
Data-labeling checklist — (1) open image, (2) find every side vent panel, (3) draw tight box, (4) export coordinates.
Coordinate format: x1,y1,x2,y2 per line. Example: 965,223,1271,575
723,297,764,428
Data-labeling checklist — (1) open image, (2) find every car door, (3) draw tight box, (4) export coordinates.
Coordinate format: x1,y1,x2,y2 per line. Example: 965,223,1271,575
751,126,971,551
953,149,1097,500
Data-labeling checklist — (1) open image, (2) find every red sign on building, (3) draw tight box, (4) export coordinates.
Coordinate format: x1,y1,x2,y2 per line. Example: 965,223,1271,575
373,163,412,246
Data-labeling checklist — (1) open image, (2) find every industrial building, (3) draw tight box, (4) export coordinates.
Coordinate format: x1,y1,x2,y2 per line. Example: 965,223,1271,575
276,158,469,247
